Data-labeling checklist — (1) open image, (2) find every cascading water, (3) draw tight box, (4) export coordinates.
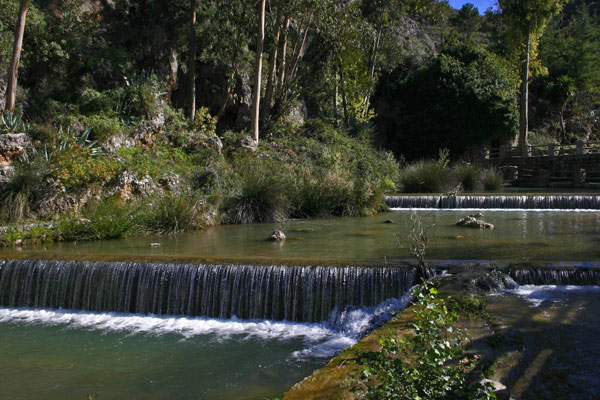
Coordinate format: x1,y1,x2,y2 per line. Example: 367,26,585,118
385,195,600,210
509,265,600,286
0,259,413,323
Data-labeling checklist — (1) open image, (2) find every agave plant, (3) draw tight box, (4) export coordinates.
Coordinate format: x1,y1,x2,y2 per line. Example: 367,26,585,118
1,111,29,134
56,126,103,157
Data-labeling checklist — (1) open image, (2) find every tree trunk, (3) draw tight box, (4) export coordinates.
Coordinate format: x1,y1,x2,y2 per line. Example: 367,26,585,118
340,62,348,125
263,3,283,120
188,0,197,122
363,26,382,117
519,33,530,156
251,0,266,143
277,17,290,95
5,0,29,113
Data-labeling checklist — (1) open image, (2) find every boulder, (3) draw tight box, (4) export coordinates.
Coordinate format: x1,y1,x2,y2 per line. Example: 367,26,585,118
206,135,223,152
456,216,495,229
240,136,258,151
0,133,32,166
472,270,518,293
268,230,286,242
114,170,157,199
480,379,511,400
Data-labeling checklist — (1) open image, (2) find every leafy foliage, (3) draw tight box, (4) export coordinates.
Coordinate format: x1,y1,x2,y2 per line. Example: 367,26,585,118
375,43,518,161
354,284,494,400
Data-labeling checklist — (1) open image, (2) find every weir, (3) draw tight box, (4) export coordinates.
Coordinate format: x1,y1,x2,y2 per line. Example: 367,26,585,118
385,194,600,210
508,265,600,286
0,259,413,323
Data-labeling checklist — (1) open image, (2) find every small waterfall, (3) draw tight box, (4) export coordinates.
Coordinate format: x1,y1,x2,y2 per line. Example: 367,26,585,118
509,266,600,285
0,259,413,323
385,195,600,210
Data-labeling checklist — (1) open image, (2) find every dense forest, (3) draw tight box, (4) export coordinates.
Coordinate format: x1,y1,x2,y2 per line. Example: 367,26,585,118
0,0,599,243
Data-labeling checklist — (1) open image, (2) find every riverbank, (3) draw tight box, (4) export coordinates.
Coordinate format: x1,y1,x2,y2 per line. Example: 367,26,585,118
284,264,600,400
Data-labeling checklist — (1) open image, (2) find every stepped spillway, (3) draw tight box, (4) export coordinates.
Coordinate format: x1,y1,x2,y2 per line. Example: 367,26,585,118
508,265,600,286
0,259,413,323
385,195,600,210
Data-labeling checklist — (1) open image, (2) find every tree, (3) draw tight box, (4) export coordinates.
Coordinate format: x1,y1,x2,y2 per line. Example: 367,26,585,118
539,3,600,142
5,0,29,112
189,0,197,121
250,0,266,143
452,3,482,39
374,43,518,160
498,0,565,153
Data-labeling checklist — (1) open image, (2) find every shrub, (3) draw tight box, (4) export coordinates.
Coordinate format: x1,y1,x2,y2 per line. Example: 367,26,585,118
59,197,138,241
399,159,455,193
0,192,31,224
454,165,481,191
480,168,503,191
354,284,493,400
291,170,383,218
225,160,291,224
140,193,207,234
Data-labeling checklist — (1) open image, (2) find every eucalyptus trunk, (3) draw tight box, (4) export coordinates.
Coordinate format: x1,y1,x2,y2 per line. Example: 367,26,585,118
5,0,29,112
519,33,531,156
188,0,197,122
251,0,266,143
263,3,283,120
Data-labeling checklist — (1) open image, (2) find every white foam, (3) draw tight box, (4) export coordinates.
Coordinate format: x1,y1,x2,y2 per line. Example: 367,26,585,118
0,292,413,360
389,207,599,213
506,284,600,307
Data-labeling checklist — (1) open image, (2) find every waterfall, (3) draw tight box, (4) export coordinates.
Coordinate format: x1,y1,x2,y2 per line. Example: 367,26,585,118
509,266,600,285
385,195,600,210
0,259,413,323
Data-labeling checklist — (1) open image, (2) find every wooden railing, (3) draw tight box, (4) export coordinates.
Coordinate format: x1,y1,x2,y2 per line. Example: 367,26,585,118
484,140,600,160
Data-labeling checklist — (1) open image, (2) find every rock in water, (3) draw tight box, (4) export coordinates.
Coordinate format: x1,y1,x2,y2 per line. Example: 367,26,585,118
469,212,484,218
456,216,495,229
269,230,286,242
479,379,511,400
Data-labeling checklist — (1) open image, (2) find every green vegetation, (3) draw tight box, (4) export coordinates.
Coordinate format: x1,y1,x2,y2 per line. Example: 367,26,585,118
354,284,494,400
1,0,598,245
398,151,504,193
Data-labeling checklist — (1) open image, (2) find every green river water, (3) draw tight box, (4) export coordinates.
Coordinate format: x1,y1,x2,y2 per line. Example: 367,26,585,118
1,209,599,399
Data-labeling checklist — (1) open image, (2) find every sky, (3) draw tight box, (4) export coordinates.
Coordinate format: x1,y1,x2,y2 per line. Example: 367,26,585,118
447,0,498,14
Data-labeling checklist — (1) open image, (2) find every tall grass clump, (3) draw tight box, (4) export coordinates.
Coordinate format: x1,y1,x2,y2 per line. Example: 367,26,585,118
225,159,291,224
291,170,382,218
399,160,454,193
0,192,31,224
480,168,503,191
141,193,207,234
454,164,480,191
60,197,137,241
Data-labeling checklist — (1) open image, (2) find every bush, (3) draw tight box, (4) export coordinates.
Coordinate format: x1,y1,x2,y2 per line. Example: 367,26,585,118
0,192,31,224
291,170,382,218
454,165,481,191
60,197,137,241
140,193,207,234
480,168,503,191
354,284,493,400
399,159,455,193
225,159,291,224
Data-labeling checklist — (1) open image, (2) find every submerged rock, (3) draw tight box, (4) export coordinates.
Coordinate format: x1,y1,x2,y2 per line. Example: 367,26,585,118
456,216,495,229
469,212,484,218
268,230,286,242
472,270,519,293
384,219,394,224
